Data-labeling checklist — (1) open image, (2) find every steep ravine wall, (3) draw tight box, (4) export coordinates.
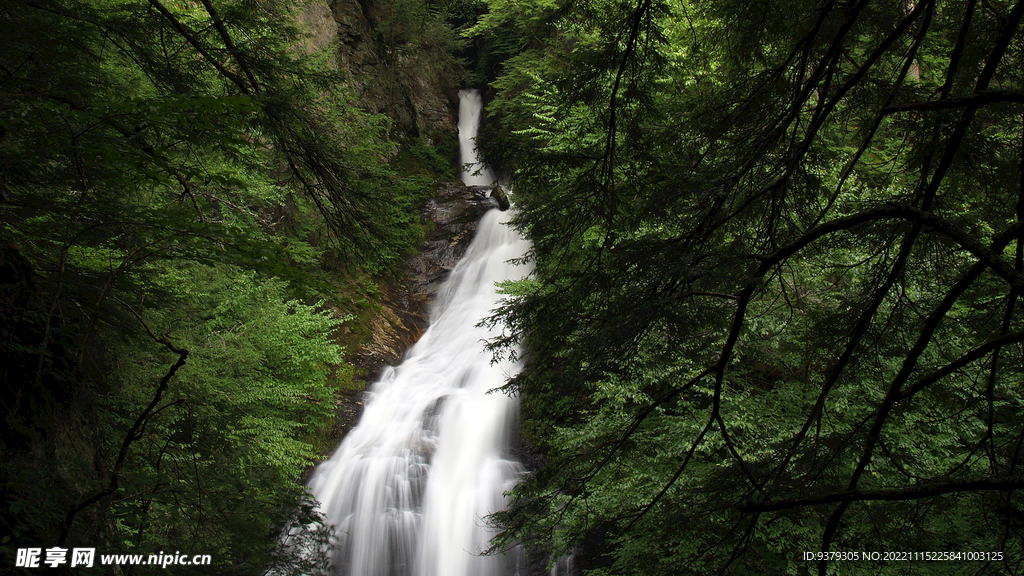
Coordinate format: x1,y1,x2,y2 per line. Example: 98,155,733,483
298,0,461,143
330,183,500,439
291,0,481,439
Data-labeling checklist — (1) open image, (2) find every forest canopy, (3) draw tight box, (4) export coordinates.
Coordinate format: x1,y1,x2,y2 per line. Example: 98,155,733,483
473,0,1024,574
0,0,441,572
4,0,1024,574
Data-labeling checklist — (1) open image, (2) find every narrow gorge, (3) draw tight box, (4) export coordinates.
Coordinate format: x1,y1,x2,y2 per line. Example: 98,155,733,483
306,91,534,576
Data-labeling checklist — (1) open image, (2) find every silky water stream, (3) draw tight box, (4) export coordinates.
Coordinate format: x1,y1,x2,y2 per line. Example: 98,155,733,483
305,90,532,576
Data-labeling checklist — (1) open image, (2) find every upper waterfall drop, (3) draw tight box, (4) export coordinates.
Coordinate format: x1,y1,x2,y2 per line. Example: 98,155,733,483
458,90,497,187
304,90,531,576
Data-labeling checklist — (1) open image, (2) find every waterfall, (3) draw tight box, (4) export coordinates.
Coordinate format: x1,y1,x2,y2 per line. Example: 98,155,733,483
458,90,496,187
305,90,530,576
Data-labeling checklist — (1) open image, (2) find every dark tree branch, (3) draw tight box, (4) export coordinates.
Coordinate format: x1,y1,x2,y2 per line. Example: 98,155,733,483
620,417,717,535
882,89,1024,115
897,331,1024,404
197,0,261,94
145,0,252,95
939,0,979,97
819,205,1024,570
741,474,1024,513
576,367,713,487
58,334,187,545
805,3,1024,556
757,204,1023,287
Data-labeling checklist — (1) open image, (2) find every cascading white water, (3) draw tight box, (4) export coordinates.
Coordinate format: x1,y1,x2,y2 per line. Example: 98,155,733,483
305,90,530,576
458,90,497,187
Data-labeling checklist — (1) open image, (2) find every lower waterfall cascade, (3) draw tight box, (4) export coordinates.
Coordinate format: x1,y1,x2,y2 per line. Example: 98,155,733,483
305,90,533,576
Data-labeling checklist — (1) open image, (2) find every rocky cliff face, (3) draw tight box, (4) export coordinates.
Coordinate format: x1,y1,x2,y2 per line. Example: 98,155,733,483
293,0,485,441
332,183,499,437
298,0,461,144
350,182,498,374
295,1,339,61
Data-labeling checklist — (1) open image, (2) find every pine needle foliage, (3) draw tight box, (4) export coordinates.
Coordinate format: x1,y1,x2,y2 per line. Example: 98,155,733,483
0,0,427,571
476,0,1024,574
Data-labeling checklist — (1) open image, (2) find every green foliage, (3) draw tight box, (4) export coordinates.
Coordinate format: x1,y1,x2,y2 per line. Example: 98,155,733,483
105,264,346,570
406,136,459,178
477,0,1024,574
0,0,435,571
0,0,427,272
